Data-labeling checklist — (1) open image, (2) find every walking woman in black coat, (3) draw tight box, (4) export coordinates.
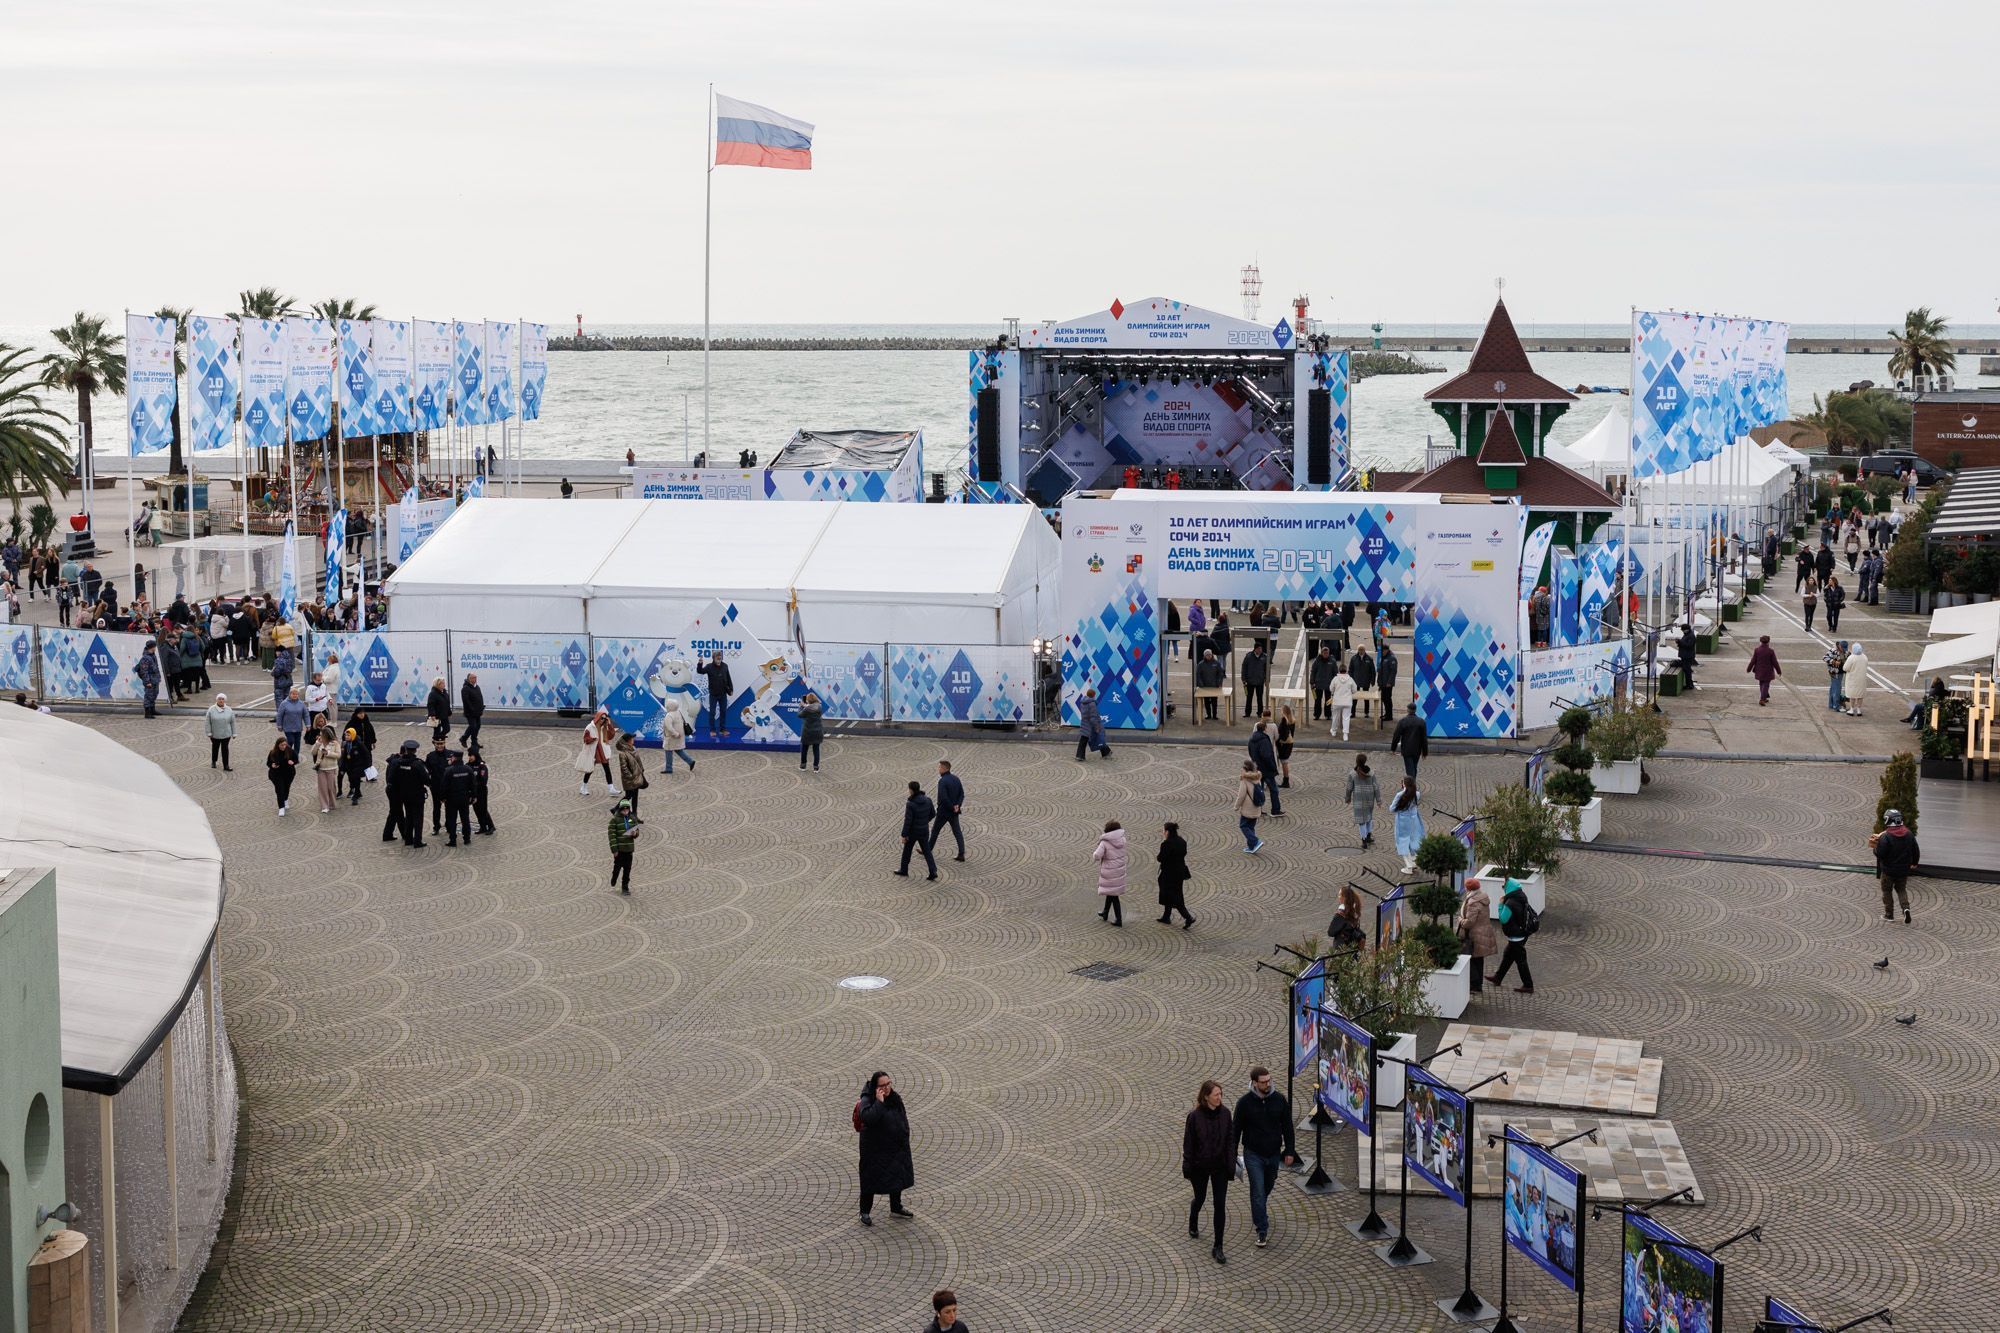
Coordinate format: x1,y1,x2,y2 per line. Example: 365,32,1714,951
1184,1078,1234,1264
856,1070,914,1226
1155,821,1194,928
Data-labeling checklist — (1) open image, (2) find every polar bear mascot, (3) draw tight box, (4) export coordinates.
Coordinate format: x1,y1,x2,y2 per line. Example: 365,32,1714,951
646,656,702,736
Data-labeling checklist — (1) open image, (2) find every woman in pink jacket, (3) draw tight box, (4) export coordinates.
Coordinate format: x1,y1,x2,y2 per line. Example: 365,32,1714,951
1093,819,1129,926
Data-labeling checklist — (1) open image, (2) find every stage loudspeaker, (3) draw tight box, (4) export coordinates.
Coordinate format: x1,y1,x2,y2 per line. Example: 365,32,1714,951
1307,387,1332,486
976,386,1001,480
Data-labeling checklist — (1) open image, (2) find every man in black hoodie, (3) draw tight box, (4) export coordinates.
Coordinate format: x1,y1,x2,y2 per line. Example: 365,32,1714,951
1873,808,1919,923
1233,1066,1299,1248
896,781,938,881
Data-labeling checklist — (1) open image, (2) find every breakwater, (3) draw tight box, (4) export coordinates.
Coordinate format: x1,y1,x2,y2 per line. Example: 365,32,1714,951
551,334,2000,356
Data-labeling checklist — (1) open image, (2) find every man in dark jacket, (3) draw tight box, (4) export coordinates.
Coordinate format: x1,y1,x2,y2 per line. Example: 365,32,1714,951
459,672,485,749
856,1071,915,1225
896,781,938,880
1823,576,1846,632
135,642,162,717
1308,644,1337,720
698,652,733,738
1677,624,1698,691
468,743,496,833
1376,644,1399,718
1348,645,1375,719
442,751,475,847
424,737,453,835
383,739,427,847
1874,809,1919,923
931,760,966,861
1208,612,1231,663
1248,721,1283,817
1195,650,1225,720
1239,641,1269,719
1232,1066,1299,1247
1389,701,1428,778
1814,541,1836,585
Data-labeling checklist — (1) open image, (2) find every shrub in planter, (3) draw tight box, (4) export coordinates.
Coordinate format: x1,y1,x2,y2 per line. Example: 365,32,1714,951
1556,706,1594,746
1414,834,1469,889
1409,921,1461,971
1474,782,1571,879
1920,696,1967,762
1874,752,1919,834
1588,703,1671,764
1543,769,1597,807
1552,742,1593,773
1323,935,1438,1042
1837,462,1859,482
1838,482,1867,513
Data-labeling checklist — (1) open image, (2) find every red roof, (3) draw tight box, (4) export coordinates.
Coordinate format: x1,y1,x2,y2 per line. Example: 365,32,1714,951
1474,410,1529,467
1424,298,1577,404
1389,456,1618,510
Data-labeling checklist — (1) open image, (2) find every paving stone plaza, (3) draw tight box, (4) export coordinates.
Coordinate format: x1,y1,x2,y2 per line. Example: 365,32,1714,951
68,680,1988,1331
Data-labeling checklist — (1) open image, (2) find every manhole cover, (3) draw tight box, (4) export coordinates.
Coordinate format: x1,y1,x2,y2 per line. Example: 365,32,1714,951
1070,961,1141,982
838,975,892,991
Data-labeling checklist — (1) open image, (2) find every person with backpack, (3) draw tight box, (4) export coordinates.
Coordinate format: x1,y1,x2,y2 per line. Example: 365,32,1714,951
855,1070,915,1226
1488,880,1539,994
1872,807,1919,923
1234,760,1266,854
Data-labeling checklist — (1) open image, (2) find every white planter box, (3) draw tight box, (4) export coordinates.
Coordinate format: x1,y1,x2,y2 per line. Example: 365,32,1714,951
1593,758,1643,795
1556,796,1602,843
1375,1031,1418,1108
1422,955,1471,1021
1476,864,1546,919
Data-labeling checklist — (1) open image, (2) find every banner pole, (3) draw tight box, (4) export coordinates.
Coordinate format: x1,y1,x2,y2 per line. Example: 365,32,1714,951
123,310,137,599
240,322,251,597
703,82,713,456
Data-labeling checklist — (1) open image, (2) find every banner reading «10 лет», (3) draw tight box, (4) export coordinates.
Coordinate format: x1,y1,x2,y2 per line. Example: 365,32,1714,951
1630,310,1789,478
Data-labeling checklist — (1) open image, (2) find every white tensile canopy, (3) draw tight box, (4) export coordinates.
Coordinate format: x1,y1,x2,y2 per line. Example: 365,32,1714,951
0,704,223,1090
385,498,1062,646
1761,439,1812,467
1916,601,2000,679
384,497,652,632
1546,403,1632,480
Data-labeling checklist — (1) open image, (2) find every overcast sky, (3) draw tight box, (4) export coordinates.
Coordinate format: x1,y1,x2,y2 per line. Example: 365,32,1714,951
5,1,1995,329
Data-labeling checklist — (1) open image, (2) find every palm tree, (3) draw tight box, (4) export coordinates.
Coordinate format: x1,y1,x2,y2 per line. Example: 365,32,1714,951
155,304,192,480
42,312,125,511
1800,389,1907,457
237,287,298,320
0,345,76,522
1887,307,1955,388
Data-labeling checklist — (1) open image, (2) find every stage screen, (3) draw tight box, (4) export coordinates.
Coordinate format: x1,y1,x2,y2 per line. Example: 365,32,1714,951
1037,378,1291,492
1403,1067,1469,1207
1291,959,1324,1083
1763,1296,1820,1332
1623,1212,1721,1333
1503,1134,1585,1292
1316,1011,1374,1136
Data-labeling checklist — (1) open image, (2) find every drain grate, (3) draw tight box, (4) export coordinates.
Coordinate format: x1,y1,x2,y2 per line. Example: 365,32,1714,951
1070,961,1141,982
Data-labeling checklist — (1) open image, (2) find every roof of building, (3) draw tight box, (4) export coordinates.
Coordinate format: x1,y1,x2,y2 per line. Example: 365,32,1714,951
1474,410,1530,467
1390,455,1619,510
1424,298,1578,404
1915,389,2000,406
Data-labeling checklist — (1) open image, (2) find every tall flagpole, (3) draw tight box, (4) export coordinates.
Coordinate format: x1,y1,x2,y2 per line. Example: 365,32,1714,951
239,321,251,598
703,82,713,458
124,309,137,599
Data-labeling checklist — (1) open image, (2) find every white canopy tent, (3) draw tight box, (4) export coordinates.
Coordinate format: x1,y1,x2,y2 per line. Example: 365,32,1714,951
1546,402,1632,482
1761,439,1812,468
385,497,652,633
1917,601,2000,679
385,498,1063,646
794,504,1060,643
0,705,223,1091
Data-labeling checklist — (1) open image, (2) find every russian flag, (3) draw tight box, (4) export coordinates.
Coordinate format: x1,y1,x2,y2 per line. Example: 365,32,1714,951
714,93,814,170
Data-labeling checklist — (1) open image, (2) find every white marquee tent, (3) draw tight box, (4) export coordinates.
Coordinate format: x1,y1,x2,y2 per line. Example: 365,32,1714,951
385,498,1061,646
1546,402,1632,482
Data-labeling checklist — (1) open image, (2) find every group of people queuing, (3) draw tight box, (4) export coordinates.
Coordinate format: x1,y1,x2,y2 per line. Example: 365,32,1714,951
1163,597,1406,733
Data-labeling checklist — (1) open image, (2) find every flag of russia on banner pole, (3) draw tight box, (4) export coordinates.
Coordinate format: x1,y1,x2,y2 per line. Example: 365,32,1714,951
714,94,814,170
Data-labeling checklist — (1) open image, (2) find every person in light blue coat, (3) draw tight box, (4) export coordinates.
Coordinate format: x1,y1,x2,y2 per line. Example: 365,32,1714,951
1391,776,1426,875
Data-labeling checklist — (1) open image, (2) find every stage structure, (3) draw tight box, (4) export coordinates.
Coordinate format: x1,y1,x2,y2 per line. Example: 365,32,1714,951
1058,490,1525,738
628,428,925,503
969,297,1352,505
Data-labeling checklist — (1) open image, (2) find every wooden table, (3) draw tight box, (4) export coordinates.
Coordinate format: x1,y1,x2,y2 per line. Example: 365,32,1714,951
1191,684,1234,727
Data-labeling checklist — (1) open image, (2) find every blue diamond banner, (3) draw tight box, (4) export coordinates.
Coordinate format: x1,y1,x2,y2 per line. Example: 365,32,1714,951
311,630,449,707
451,632,589,710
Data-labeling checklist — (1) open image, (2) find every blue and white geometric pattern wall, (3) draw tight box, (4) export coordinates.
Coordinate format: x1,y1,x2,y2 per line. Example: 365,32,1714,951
312,631,450,707
804,641,886,720
452,632,589,710
0,626,32,692
38,628,153,701
888,645,1036,723
1059,573,1157,729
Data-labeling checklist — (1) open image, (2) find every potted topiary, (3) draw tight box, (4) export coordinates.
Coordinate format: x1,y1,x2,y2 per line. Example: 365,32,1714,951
1587,703,1669,794
1323,935,1436,1108
1545,768,1601,843
1873,753,1920,835
1407,878,1470,1019
1471,782,1570,919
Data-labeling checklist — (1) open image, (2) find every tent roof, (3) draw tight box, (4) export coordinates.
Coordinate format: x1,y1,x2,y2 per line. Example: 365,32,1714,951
1761,440,1811,465
775,429,921,470
0,705,223,1093
795,504,1050,606
588,500,836,597
1927,601,2000,638
1563,403,1633,465
1915,634,1999,678
385,497,651,597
